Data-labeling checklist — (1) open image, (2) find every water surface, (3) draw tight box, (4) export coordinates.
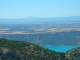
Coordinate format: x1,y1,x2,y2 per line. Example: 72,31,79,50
43,46,78,52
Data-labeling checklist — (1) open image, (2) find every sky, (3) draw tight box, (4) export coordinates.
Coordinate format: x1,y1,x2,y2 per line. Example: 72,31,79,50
0,0,80,19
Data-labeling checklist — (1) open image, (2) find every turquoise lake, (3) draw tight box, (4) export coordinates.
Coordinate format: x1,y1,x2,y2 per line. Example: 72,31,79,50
43,46,78,52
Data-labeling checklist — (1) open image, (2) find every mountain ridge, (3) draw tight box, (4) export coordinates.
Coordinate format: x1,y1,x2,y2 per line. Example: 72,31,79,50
0,16,80,23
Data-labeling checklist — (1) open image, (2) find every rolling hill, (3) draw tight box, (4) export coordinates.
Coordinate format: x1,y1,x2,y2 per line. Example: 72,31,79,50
0,38,80,60
0,38,67,60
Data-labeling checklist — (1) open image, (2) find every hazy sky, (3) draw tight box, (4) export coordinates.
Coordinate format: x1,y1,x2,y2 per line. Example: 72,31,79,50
0,0,80,18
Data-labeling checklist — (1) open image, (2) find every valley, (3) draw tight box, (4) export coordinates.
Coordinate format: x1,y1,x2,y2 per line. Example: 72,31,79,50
0,22,80,45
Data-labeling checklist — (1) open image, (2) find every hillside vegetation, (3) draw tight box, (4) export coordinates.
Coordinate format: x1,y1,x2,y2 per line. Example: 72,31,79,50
0,38,67,60
66,47,80,60
0,38,80,60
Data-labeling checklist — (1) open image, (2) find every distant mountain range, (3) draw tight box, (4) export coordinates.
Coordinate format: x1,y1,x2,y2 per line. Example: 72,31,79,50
0,16,80,23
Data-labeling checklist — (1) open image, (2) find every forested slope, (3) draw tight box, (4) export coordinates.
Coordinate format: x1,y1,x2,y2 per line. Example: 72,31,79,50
0,38,67,60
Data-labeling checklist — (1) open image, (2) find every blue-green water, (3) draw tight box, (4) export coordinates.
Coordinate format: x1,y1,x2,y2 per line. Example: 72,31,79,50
43,46,78,52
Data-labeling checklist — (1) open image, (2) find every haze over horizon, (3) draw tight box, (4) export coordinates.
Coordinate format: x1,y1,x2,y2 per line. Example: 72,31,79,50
0,16,80,23
0,0,80,19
